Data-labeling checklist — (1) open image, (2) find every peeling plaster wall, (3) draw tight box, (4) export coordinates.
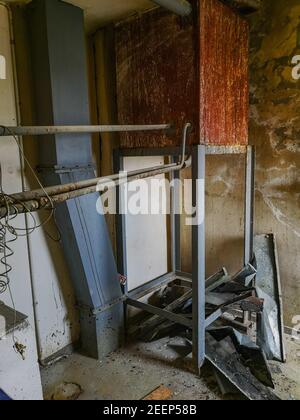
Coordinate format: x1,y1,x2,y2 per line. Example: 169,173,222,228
249,0,300,326
180,0,300,329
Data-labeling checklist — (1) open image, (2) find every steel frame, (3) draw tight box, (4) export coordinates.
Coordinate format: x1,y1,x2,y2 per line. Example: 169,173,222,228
114,144,255,373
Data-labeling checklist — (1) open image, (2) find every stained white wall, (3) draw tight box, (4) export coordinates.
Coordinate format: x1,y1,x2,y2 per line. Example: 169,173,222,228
0,3,42,400
10,6,80,362
123,157,168,291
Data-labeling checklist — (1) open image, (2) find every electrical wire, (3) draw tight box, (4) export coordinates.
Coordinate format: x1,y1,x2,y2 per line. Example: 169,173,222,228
0,128,60,358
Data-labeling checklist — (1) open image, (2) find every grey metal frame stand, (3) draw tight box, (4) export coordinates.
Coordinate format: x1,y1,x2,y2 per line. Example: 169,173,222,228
115,144,255,373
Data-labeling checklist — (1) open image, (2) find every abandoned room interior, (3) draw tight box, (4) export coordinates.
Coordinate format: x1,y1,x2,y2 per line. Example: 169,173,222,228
0,0,299,402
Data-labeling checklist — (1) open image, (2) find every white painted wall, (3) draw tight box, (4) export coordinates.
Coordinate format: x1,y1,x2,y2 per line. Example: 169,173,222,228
123,157,168,291
26,224,80,361
9,12,80,361
0,4,42,400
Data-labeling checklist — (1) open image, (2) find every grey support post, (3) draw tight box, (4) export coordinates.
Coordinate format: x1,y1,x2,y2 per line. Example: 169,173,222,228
244,146,255,265
192,145,206,373
171,156,182,273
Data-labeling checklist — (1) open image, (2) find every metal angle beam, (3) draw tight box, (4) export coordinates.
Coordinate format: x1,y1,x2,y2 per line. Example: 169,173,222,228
205,309,224,329
244,146,255,265
192,145,206,372
126,298,193,328
132,290,193,337
127,272,176,301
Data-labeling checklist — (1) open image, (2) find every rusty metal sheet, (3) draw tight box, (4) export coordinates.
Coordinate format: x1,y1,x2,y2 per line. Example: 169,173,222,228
199,0,249,145
116,0,249,148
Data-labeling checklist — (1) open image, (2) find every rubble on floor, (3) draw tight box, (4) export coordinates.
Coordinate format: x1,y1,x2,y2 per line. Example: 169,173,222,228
130,234,286,400
51,382,82,401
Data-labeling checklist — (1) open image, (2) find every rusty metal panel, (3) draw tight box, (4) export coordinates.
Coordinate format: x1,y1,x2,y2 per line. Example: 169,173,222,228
115,7,198,148
199,0,249,145
116,0,249,148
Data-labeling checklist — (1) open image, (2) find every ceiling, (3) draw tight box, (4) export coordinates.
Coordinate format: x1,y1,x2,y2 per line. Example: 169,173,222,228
6,0,155,33
67,0,155,32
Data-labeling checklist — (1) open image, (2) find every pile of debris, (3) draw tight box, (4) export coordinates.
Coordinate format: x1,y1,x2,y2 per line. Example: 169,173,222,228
131,234,285,400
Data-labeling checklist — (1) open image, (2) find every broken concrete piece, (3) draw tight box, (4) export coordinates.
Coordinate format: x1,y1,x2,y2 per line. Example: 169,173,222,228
51,382,82,401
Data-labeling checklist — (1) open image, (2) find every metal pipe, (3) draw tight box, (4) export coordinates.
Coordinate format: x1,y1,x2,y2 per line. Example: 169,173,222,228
152,0,192,16
4,123,192,203
0,124,172,137
0,158,191,218
6,162,178,203
0,123,192,218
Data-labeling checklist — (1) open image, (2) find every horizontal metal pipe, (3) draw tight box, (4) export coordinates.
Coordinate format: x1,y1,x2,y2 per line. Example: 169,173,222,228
0,123,192,218
0,124,172,137
6,162,178,203
5,123,192,203
152,0,192,16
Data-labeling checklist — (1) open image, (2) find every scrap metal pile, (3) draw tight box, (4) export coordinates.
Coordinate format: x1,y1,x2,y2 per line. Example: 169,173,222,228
131,234,285,400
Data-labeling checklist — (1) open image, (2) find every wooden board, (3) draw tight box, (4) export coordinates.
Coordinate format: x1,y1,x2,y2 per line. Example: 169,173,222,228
143,385,173,400
116,0,249,148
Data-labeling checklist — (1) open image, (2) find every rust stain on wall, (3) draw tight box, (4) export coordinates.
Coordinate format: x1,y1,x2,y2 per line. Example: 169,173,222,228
116,0,249,148
116,7,198,148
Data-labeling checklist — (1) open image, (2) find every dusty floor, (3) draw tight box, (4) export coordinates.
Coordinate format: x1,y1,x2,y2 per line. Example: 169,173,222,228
41,335,300,401
270,336,300,400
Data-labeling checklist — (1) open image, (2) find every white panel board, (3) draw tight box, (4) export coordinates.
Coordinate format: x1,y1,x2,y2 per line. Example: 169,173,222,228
0,4,43,399
123,157,168,291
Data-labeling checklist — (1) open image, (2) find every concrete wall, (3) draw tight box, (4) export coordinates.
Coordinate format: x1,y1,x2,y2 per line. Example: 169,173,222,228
249,0,300,327
0,3,42,399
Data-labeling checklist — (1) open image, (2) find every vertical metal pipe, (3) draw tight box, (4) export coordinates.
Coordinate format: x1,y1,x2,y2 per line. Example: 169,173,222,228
192,145,206,373
244,146,255,265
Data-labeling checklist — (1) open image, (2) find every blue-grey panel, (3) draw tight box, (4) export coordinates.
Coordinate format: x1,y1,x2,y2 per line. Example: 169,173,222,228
27,0,124,358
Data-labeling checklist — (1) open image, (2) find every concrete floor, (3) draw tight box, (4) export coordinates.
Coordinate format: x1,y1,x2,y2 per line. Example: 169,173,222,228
41,335,300,401
270,336,300,400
